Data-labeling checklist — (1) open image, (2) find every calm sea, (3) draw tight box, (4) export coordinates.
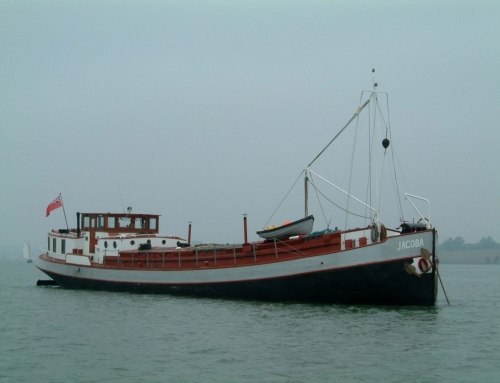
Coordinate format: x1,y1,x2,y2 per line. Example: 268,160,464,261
0,259,499,383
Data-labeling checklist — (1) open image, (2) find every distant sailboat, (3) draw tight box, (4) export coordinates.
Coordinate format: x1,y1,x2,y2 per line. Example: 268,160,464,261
23,241,33,263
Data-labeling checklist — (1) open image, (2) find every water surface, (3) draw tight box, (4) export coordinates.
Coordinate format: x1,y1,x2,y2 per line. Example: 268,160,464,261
1,260,498,382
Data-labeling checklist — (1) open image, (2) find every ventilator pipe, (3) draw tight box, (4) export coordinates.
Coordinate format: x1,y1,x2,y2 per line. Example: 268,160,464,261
76,212,81,238
243,214,248,244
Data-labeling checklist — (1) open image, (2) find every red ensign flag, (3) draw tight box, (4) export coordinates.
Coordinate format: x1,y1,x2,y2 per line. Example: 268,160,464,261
46,195,63,217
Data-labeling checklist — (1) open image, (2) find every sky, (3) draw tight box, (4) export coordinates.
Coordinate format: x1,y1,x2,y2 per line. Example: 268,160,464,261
1,0,499,256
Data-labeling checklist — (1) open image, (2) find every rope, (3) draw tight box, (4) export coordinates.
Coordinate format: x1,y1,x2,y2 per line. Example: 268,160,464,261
308,173,328,228
364,95,373,226
308,98,371,167
262,170,305,229
379,146,387,212
308,182,371,219
345,105,363,230
274,238,309,257
384,94,405,221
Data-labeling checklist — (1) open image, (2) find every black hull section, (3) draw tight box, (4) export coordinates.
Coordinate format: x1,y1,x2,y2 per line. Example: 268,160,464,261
41,259,438,306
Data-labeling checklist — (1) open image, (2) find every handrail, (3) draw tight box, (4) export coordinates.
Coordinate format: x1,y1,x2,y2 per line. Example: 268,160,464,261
404,193,431,228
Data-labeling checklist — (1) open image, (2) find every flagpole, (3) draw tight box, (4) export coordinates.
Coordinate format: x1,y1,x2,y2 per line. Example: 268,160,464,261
59,193,69,231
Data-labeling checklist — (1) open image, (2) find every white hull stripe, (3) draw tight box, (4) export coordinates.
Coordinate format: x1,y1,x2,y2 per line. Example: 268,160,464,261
36,231,434,285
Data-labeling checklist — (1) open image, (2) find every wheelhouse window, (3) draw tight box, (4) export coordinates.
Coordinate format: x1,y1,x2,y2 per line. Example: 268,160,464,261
53,238,57,253
83,216,90,229
107,217,116,229
149,218,157,230
119,217,131,228
48,237,50,251
97,215,104,228
61,239,66,254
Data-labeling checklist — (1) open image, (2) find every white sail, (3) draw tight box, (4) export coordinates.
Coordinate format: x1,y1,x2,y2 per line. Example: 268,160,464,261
23,241,31,262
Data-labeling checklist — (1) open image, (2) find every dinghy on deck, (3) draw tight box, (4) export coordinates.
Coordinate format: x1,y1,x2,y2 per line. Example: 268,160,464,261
256,215,314,240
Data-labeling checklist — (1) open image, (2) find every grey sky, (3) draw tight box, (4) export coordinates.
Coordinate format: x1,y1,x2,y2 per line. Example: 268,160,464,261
1,1,499,254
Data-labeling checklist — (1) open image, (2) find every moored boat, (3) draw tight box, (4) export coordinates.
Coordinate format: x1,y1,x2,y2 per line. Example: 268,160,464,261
36,76,439,305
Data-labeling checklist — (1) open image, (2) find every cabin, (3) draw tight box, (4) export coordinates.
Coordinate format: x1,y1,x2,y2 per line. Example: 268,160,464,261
46,212,186,265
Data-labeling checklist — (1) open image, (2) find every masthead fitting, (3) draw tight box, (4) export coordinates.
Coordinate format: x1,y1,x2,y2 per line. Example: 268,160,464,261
382,138,390,149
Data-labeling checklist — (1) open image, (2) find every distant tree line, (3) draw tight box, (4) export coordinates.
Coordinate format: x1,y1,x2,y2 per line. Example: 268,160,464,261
439,236,500,252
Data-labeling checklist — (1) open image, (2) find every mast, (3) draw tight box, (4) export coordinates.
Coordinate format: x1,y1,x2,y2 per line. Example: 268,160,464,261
59,193,69,231
304,173,309,217
371,69,381,233
304,70,385,234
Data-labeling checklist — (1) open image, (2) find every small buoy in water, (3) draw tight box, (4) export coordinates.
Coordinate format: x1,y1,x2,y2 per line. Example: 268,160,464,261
382,138,390,149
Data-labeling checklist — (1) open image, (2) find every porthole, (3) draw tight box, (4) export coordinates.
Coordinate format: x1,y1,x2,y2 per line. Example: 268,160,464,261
131,240,135,245
113,241,117,249
104,241,108,248
162,240,166,245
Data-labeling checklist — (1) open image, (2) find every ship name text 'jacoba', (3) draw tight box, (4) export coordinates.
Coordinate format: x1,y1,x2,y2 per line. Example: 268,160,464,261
397,238,424,251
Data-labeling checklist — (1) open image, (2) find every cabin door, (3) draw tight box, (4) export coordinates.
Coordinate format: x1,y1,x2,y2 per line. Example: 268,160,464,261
89,217,96,253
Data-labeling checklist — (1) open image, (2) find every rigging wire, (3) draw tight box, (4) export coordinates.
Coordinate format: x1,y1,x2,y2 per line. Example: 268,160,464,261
344,100,364,231
379,147,388,217
308,182,371,219
376,97,390,133
385,95,406,222
368,93,374,223
375,98,387,217
308,98,371,168
262,169,305,229
362,92,372,227
386,146,402,221
308,173,329,227
263,89,408,231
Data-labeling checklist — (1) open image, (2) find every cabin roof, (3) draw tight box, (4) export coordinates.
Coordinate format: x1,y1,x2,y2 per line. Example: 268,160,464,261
80,213,160,218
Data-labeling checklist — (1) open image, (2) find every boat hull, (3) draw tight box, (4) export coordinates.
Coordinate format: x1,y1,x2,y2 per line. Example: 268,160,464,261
39,259,436,305
36,230,438,305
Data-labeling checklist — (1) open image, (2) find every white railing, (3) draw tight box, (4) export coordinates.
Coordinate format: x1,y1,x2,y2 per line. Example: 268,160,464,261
404,193,431,228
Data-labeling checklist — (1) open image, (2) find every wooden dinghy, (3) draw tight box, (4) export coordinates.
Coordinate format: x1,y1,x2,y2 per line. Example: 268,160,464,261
256,215,314,240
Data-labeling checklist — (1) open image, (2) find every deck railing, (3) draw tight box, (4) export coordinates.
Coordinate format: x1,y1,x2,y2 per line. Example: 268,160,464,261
105,234,331,270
